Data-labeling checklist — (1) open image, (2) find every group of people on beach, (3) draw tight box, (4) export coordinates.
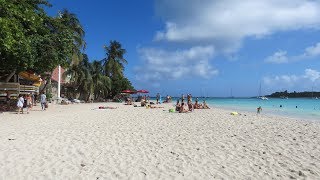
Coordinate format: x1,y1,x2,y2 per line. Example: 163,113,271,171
16,92,47,114
123,93,210,112
176,94,210,113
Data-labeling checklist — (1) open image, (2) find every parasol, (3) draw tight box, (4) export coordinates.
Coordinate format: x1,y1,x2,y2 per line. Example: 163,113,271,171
121,90,137,94
136,89,149,93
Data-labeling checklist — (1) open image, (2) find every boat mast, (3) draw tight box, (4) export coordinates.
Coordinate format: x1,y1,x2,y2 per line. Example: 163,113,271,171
258,82,262,97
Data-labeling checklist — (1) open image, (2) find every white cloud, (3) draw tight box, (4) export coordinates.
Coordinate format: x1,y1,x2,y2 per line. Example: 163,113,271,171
265,42,320,63
155,0,320,53
265,51,289,64
135,46,218,82
263,69,320,87
301,42,320,57
304,68,320,81
263,75,299,87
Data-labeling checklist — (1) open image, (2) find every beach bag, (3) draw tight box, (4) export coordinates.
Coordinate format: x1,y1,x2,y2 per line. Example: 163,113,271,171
45,102,48,108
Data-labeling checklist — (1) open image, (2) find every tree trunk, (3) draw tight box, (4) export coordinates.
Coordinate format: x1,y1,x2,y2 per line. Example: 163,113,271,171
5,70,16,82
86,93,90,102
39,73,52,94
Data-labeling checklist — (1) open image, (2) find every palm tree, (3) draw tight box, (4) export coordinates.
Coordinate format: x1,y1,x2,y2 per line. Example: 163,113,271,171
91,60,111,100
63,54,93,100
59,9,86,65
103,41,127,78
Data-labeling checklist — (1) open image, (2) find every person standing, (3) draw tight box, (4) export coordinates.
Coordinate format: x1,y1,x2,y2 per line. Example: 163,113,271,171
181,94,185,103
31,93,35,106
6,91,10,111
40,92,47,110
257,106,262,114
156,93,160,104
26,94,32,114
17,95,24,114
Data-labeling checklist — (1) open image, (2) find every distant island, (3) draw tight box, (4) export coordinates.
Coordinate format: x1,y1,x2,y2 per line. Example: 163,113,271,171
266,90,320,98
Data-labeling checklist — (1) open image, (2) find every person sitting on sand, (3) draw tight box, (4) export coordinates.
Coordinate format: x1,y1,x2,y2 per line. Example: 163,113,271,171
125,97,133,105
194,98,203,109
175,100,181,112
141,98,147,107
203,100,210,109
179,103,189,113
188,100,193,111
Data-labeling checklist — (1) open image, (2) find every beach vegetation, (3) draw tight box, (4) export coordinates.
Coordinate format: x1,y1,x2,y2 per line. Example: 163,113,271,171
0,0,134,100
0,0,81,82
102,41,134,97
267,90,320,98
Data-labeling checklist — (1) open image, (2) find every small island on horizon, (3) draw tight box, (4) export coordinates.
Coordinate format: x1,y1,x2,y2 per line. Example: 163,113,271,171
266,90,320,98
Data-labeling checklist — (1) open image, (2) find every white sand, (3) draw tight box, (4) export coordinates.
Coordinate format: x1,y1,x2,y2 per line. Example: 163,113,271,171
0,102,319,179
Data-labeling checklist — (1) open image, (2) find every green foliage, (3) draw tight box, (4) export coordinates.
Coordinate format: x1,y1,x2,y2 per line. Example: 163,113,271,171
110,76,135,97
103,40,127,78
0,0,84,77
64,52,134,100
267,90,320,98
0,0,46,72
102,41,133,97
46,92,52,100
0,1,134,99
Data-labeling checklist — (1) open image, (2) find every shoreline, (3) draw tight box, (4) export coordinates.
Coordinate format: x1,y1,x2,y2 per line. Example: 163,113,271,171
0,102,319,179
212,104,320,123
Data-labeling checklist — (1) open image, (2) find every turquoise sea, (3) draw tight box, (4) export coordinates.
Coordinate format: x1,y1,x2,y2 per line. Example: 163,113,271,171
152,97,320,121
204,98,320,121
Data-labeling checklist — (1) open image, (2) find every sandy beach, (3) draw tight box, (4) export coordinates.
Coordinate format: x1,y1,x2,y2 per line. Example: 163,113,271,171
0,102,319,179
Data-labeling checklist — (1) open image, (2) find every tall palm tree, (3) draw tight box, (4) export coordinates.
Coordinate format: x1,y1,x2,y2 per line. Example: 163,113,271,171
60,9,86,65
63,55,93,100
91,60,111,100
103,41,127,78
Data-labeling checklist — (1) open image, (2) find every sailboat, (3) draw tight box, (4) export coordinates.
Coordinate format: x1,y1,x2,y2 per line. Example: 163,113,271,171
230,88,234,98
312,85,318,99
257,83,268,100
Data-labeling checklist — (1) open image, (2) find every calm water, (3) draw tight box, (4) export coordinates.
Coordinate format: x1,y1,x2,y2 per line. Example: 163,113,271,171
152,97,320,120
204,98,320,120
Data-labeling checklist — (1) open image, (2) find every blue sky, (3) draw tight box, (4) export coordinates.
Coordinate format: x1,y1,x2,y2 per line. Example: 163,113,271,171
46,0,320,97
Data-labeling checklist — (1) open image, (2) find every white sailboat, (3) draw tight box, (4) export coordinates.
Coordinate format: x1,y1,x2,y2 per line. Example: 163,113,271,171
257,83,268,100
312,85,318,99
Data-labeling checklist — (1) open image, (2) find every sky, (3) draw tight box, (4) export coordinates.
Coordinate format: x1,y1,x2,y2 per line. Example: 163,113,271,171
46,0,320,97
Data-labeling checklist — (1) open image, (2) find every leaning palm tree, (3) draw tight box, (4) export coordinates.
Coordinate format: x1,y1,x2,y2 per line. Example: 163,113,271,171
63,55,93,100
91,60,111,100
103,40,127,79
59,9,86,65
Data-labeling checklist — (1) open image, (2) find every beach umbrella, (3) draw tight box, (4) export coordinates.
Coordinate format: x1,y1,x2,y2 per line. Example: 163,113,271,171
137,89,149,93
121,89,136,94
